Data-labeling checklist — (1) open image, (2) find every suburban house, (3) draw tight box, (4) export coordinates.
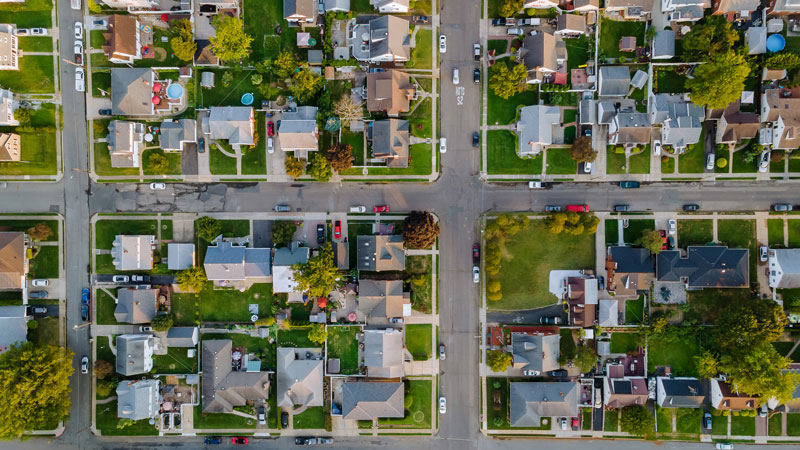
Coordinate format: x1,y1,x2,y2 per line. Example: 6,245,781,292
708,101,759,145
207,106,255,149
519,32,566,84
357,235,405,272
366,70,415,116
277,106,319,156
374,0,409,12
657,246,749,289
0,88,18,126
357,279,411,323
98,0,158,10
566,276,598,327
713,0,759,20
116,334,155,376
272,242,310,302
768,249,800,289
0,24,19,71
353,15,410,63
656,377,706,408
555,14,586,35
608,110,651,147
515,105,560,157
573,0,600,12
598,299,619,327
0,232,26,291
508,382,579,427
598,66,631,97
523,0,560,8
603,363,648,408
605,0,653,18
112,69,179,117
769,0,800,14
203,240,271,288
0,306,29,353
107,121,145,168
364,328,405,378
710,378,757,411
111,235,155,271
660,0,709,21
160,119,197,152
510,331,560,373
371,119,409,168
606,247,655,296
277,347,324,408
650,94,704,151
651,29,675,59
167,243,195,271
761,88,800,150
341,381,404,420
201,340,270,413
324,0,350,12
771,367,800,411
283,0,316,24
116,379,161,421
114,288,158,324
166,327,199,347
0,132,19,162
103,15,141,64
746,26,767,54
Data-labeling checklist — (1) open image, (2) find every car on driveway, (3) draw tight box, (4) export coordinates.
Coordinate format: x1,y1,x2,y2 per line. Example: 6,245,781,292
98,108,112,116
439,396,446,414
267,137,274,153
703,412,712,430
668,219,676,234
560,418,568,430
759,150,770,172
412,15,429,23
81,288,90,305
439,344,446,360
760,245,768,262
74,22,83,39
473,266,480,283
92,19,108,29
30,28,47,35
258,406,266,425
373,205,389,213
659,230,667,250
653,139,662,156
131,274,150,283
139,326,153,332
583,162,592,173
598,276,604,290
29,290,48,299
267,121,274,137
281,411,289,429
81,356,89,374
32,279,49,287
198,137,205,153
150,182,166,190
773,203,793,212
572,417,579,431
439,34,446,53
550,369,568,377
333,220,341,240
112,275,130,283
683,204,699,212
317,224,325,245
29,306,47,315
667,236,675,250
706,153,715,170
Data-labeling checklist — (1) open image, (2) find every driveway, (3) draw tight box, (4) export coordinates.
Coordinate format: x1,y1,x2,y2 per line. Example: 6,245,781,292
94,275,174,285
252,220,274,248
486,303,566,325
30,303,59,318
181,142,198,175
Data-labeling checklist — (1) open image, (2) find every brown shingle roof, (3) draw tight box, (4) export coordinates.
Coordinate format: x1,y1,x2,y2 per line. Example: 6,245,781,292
0,232,25,289
103,15,138,61
366,70,414,116
0,132,20,162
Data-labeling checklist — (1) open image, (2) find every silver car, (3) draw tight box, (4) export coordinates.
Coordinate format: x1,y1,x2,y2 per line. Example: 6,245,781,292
472,266,480,283
759,150,770,173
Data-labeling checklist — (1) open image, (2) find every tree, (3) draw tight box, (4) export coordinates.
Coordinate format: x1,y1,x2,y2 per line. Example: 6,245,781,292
88,0,102,13
151,314,174,332
291,68,324,103
272,221,298,247
307,152,332,182
255,316,275,327
544,212,598,236
169,19,196,62
147,151,170,174
569,136,597,163
741,143,763,164
487,291,503,301
487,280,502,293
0,343,73,438
765,52,800,70
274,50,298,79
489,61,529,100
196,216,222,242
26,223,53,241
574,345,597,373
327,143,353,172
332,96,363,123
250,73,263,86
14,108,31,127
402,211,440,249
222,71,233,87
307,324,328,345
292,243,340,298
686,52,750,109
93,359,114,380
285,155,305,179
500,0,524,17
620,405,655,436
638,229,663,254
96,380,114,398
681,16,739,60
176,266,207,293
209,16,253,62
487,350,512,373
695,351,719,379
717,157,728,168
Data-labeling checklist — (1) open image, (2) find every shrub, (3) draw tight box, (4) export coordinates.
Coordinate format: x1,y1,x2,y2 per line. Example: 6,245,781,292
716,157,727,168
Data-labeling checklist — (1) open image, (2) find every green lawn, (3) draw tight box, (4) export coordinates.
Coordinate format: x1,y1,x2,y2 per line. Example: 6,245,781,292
406,324,432,361
648,334,699,376
604,409,620,432
326,326,360,375
410,28,432,69
30,245,58,278
732,143,760,173
715,146,730,174
18,36,52,52
657,407,674,433
142,149,182,176
788,413,800,436
730,414,755,436
340,129,365,166
769,219,785,247
487,130,542,175
170,293,199,326
198,283,275,323
293,406,324,429
661,156,675,174
610,332,639,353
97,400,159,436
717,219,757,282
490,218,595,310
654,67,686,94
605,219,620,246
686,288,753,324
789,220,800,248
789,154,800,173
29,316,58,346
678,145,705,174
278,328,319,348
678,219,713,247
711,414,728,435
407,97,432,139
769,413,783,436
92,70,111,98
0,131,57,176
243,0,283,61
198,69,270,108
771,150,786,173
487,377,509,429
582,408,592,431
0,219,58,241
378,379,432,429
488,39,508,54
95,219,158,250
606,147,626,174
625,297,644,324
193,405,256,429
153,345,198,374
209,143,238,175
242,111,267,176
487,84,538,125
0,55,54,93
0,0,52,27
676,408,701,434
96,289,117,325
628,147,650,174
622,219,655,244
406,255,433,313
565,35,591,84
545,147,577,174
599,18,645,59
95,254,116,274
367,144,432,176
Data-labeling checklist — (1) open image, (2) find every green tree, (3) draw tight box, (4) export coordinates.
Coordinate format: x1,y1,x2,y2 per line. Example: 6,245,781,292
741,143,763,164
291,68,324,103
169,19,196,62
222,71,233,87
274,50,298,78
327,143,353,172
681,16,739,60
196,216,222,242
250,73,263,85
487,350,512,373
695,351,719,379
285,155,305,179
151,314,174,332
26,223,53,241
93,359,114,380
255,316,276,327
574,345,597,373
717,157,728,168
176,266,208,293
14,108,31,127
570,136,597,163
307,323,328,345
686,52,750,109
210,16,253,62
489,61,529,100
147,151,170,174
402,211,440,249
715,298,786,349
96,380,114,398
271,220,298,247
88,0,102,13
620,405,655,436
500,0,524,17
765,52,800,69
0,343,73,438
292,243,340,298
307,152,332,182
638,229,663,254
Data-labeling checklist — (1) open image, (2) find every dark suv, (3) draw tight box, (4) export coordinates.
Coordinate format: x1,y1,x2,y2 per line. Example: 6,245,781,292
317,224,325,245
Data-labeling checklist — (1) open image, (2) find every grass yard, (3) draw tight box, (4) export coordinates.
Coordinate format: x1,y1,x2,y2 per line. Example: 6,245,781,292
142,149,182,175
198,283,275,322
545,147,577,174
408,98,432,139
95,219,158,250
488,39,508,54
654,67,686,94
771,150,786,173
243,0,283,61
789,220,800,248
676,408,701,434
606,147,626,174
96,288,117,325
487,84,538,125
97,400,159,435
378,379,432,429
648,334,699,376
604,409,620,432
715,146,730,174
657,407,674,433
565,35,591,83
406,255,433,313
0,131,57,176
605,219,620,246
29,245,59,279
788,413,800,436
29,316,58,346
198,69,270,108
209,143,238,175
293,406,324,429
622,219,655,244
625,297,644,324
410,28,432,69
769,413,783,436
92,70,111,98
0,0,52,27
487,377,509,429
487,130,542,175
678,219,713,247
0,219,58,241
730,414,755,436
732,152,759,173
769,219,785,247
609,332,639,354
711,414,728,435
340,129,365,166
193,405,256,429
582,408,592,430
18,36,52,52
686,288,752,324
789,154,800,173
153,345,198,374
326,326,360,375
661,156,675,173
278,328,319,348
367,143,432,175
170,293,199,325
0,55,54,93
242,112,267,176
490,218,595,310
599,18,645,58
406,324,432,361
628,147,651,174
678,145,705,174
717,219,757,282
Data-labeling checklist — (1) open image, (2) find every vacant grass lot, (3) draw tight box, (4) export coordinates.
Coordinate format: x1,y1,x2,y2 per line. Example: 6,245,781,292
406,324,432,361
599,18,644,58
0,55,54,93
678,219,713,247
378,379,432,429
769,219,785,247
0,218,58,241
0,0,52,27
487,130,543,175
546,148,576,174
326,326,359,375
648,334,699,376
487,84,538,125
410,28,432,69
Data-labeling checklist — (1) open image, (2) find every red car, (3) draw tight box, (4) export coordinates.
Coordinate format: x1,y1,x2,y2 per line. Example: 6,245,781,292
231,436,248,445
572,417,579,430
267,121,275,137
373,205,389,213
566,204,589,212
659,230,667,250
334,220,341,240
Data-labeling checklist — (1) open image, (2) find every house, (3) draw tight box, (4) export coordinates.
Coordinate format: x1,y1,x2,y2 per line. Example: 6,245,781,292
769,0,800,14
0,24,19,71
656,377,706,408
167,243,195,271
341,381,404,420
160,119,196,152
98,0,158,10
710,378,757,411
0,232,26,291
515,105,560,157
357,279,411,323
657,246,749,288
770,367,800,411
598,66,631,97
0,88,18,126
619,36,637,52
357,235,405,272
103,15,141,64
603,363,648,408
202,340,270,413
116,379,161,421
114,288,158,324
608,110,651,147
661,0,710,21
650,94,704,151
606,247,655,296
203,240,270,286
605,0,653,18
324,0,350,12
598,299,619,327
566,276,597,327
112,69,161,116
111,235,155,271
509,382,579,427
631,70,648,90
374,0,409,12
523,0,560,8
283,0,316,24
116,334,155,376
510,332,560,373
277,347,323,407
277,106,319,156
768,249,800,289
519,32,566,84
356,15,410,63
0,132,19,162
713,0,759,20
272,242,310,302
573,0,600,12
711,101,759,145
0,306,29,353
746,27,767,54
555,14,586,35
760,89,800,150
166,327,198,347
364,328,405,378
366,70,415,116
372,119,409,168
651,29,675,59
107,121,145,168
207,106,255,148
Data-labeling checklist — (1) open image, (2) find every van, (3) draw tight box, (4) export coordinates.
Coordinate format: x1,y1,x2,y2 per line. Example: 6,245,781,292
267,137,274,154
439,137,447,153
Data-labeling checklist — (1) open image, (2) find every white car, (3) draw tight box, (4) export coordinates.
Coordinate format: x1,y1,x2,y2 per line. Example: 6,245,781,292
653,139,662,156
439,35,446,53
267,137,274,154
759,150,770,173
523,369,540,376
349,206,366,213
439,137,447,154
715,443,733,450
706,153,715,170
139,326,153,332
760,245,768,262
528,181,543,189
73,40,83,59
668,219,676,235
31,279,49,287
583,162,593,173
149,182,166,190
472,266,480,283
74,67,85,92
112,275,130,283
74,22,83,40
29,28,47,36
80,356,89,374
439,396,446,414
560,417,568,430
70,0,81,10
452,68,459,85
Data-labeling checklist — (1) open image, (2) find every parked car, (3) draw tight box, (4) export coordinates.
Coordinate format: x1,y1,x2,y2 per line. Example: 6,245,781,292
75,67,85,92
412,15,429,23
91,19,108,29
29,290,48,299
439,343,446,360
73,40,83,64
296,437,316,445
703,412,712,430
473,68,480,84
473,266,480,283
316,224,325,245
333,220,341,240
619,181,640,188
439,396,446,414
274,204,291,212
583,162,593,173
98,108,112,116
668,219,676,234
198,137,205,153
149,182,166,190
388,317,403,324
507,27,524,35
131,275,149,285
566,204,589,212
439,34,446,53
598,275,605,290
204,436,222,445
760,404,768,417
523,369,540,376
349,205,366,213
15,28,28,36
472,132,479,147
715,443,733,450
439,137,447,153
74,21,83,39
549,369,568,377
572,417,579,431
660,230,667,250
112,275,130,283
760,245,769,262
319,437,333,444
258,406,266,425
474,43,481,60
452,68,459,85
545,205,562,212
281,411,289,429
683,204,699,212
491,18,507,26
539,316,561,325
472,243,480,263
81,304,89,321
373,205,389,213
560,417,568,430
32,279,49,287
139,326,153,332
667,236,675,250
614,204,630,212
759,150,770,172
81,356,89,374
653,139,662,156
29,306,47,315
267,121,275,137
30,27,47,35
267,137,274,154
528,181,543,189
231,437,248,445
81,288,90,305
706,153,715,170
773,203,793,212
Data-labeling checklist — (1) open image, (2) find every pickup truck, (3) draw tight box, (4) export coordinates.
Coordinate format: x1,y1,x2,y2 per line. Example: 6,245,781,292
473,43,480,61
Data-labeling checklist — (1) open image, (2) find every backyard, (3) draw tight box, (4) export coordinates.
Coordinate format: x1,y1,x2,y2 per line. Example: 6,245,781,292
487,130,543,175
406,324,432,361
599,18,645,59
326,325,360,375
647,334,700,376
153,345,198,374
622,219,655,244
94,219,159,249
97,400,159,436
625,298,643,324
654,67,687,94
609,332,639,354
198,283,276,322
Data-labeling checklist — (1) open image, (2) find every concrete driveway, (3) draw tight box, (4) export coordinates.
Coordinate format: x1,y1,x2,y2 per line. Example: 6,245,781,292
486,303,567,325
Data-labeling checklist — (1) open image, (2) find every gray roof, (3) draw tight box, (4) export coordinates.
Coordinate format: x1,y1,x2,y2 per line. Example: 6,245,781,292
631,70,648,90
658,377,706,408
357,279,409,320
664,114,702,148
160,119,196,152
652,29,675,59
273,241,310,266
579,99,596,125
202,340,270,413
112,68,155,116
516,105,560,156
107,120,144,168
521,32,560,74
368,15,410,61
770,249,800,288
609,247,654,273
276,347,324,407
509,382,580,427
599,66,631,96
116,379,161,421
114,288,158,324
284,0,315,19
672,4,705,19
208,106,254,146
166,327,198,347
598,299,619,327
277,107,319,152
657,246,749,288
167,243,195,271
203,241,271,281
364,328,405,378
0,305,27,353
652,95,704,147
116,334,154,376
511,333,560,373
324,0,349,10
342,381,404,420
747,26,767,54
372,119,409,168
357,235,405,272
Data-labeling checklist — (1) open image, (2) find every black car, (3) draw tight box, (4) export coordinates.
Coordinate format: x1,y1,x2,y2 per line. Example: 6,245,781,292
667,236,675,250
295,437,314,445
317,224,325,245
204,436,222,445
544,205,562,212
598,275,604,290
614,204,630,212
683,204,699,212
472,132,479,147
491,18,507,26
98,108,112,115
198,137,205,153
81,304,89,321
473,68,480,84
549,369,568,377
281,411,289,429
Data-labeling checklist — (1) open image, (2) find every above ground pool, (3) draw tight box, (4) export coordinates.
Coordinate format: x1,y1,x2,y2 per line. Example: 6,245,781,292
767,34,787,52
241,92,254,105
166,83,184,99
